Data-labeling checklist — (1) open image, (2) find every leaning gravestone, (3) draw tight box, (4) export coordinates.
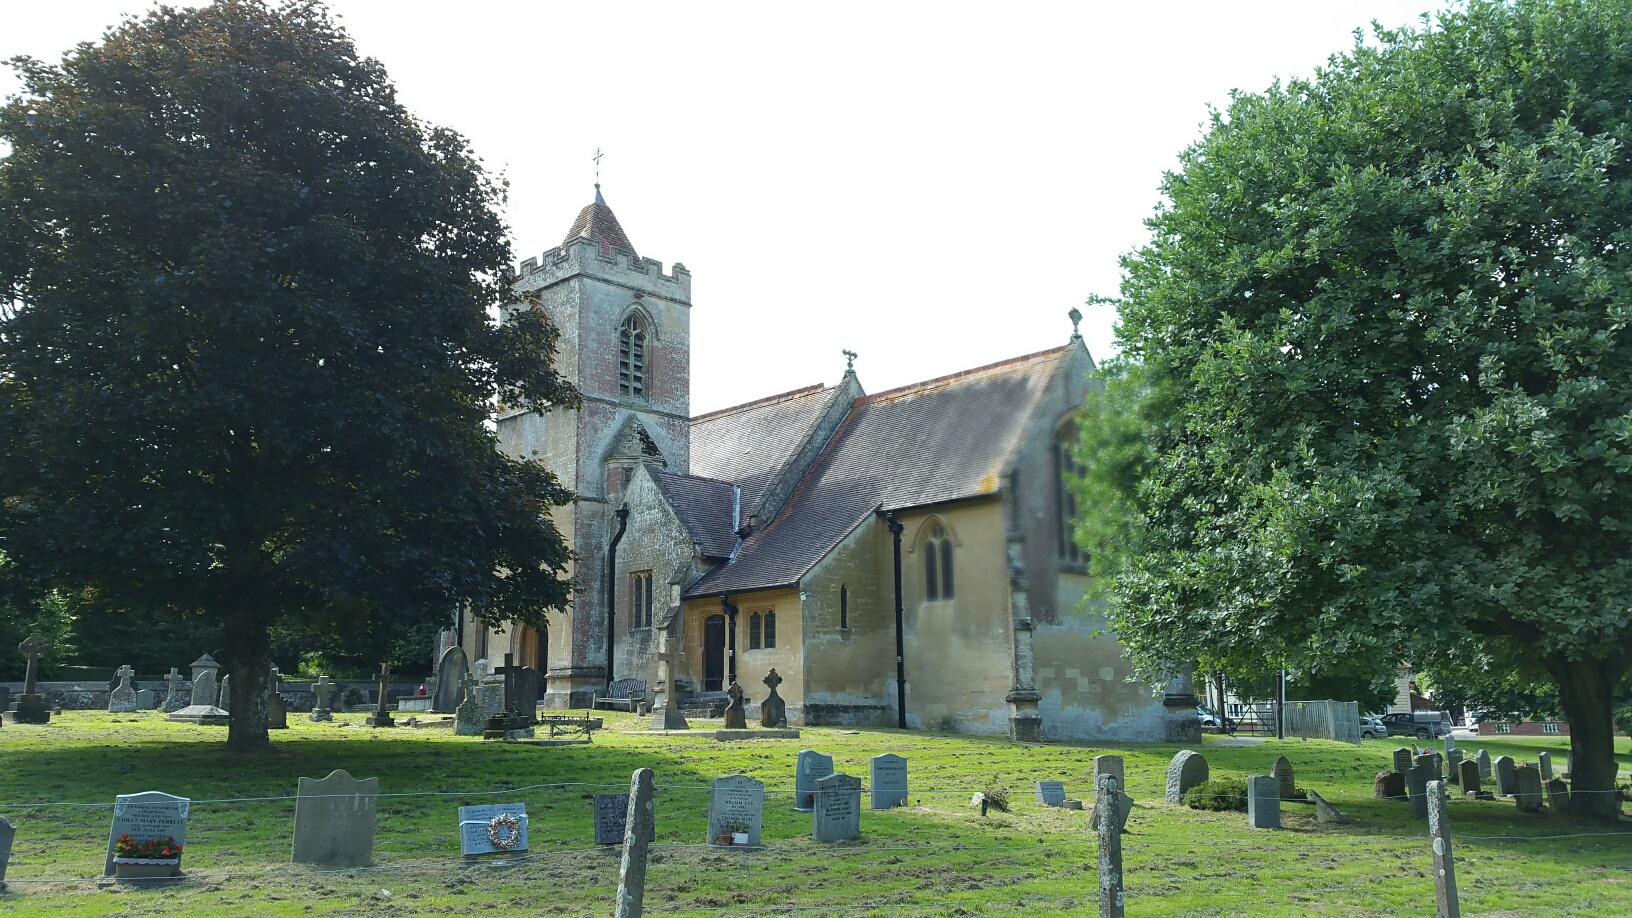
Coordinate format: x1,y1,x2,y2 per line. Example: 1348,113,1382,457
1477,749,1492,781
1272,755,1295,799
870,754,908,810
794,750,834,811
1493,755,1517,797
1393,748,1413,773
458,803,529,858
1035,780,1067,807
1538,751,1553,782
1247,775,1281,829
1374,770,1406,800
813,773,862,842
104,791,189,876
0,815,13,890
432,645,469,714
1457,758,1480,792
709,774,765,847
1406,765,1431,818
1090,770,1135,834
108,665,138,713
293,770,378,868
1513,764,1544,813
594,792,656,846
1165,750,1209,803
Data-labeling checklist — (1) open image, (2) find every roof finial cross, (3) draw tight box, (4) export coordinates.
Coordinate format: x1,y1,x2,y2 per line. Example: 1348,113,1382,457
593,147,604,180
843,349,857,372
1067,307,1083,341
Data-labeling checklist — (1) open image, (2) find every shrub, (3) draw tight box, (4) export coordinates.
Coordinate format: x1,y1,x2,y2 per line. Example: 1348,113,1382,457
1182,777,1248,812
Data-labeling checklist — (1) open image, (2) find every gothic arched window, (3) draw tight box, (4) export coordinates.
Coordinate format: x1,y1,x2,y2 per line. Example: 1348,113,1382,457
749,613,762,650
924,523,953,600
619,313,648,399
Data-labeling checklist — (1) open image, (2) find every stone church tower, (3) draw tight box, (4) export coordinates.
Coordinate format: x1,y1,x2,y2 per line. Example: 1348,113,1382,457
484,186,692,707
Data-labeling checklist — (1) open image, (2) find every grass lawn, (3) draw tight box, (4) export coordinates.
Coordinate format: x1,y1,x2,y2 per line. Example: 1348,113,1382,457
0,711,1628,916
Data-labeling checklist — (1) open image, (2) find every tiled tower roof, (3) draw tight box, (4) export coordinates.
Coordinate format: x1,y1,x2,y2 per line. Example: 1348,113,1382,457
562,184,638,259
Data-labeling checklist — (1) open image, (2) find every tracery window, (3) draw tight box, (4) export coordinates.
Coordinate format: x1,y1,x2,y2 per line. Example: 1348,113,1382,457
619,314,648,399
630,570,653,628
924,523,953,600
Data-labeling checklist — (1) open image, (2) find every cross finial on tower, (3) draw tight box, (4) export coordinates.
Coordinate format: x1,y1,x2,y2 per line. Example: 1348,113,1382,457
593,147,604,180
1067,307,1083,342
843,349,858,373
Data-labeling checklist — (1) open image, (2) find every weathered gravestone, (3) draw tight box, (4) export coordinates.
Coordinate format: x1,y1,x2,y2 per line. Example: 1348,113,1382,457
1477,749,1492,781
1035,780,1067,807
1546,779,1570,814
1165,750,1208,803
1308,789,1353,825
431,645,469,714
722,680,748,730
709,774,764,847
1443,733,1457,756
454,672,486,736
1493,755,1517,797
104,791,189,876
0,815,13,890
870,753,908,810
1457,758,1481,792
1393,748,1413,773
1374,770,1406,800
1247,775,1281,829
1094,754,1125,793
364,663,395,728
1272,755,1295,799
1513,764,1544,813
167,654,228,725
162,668,187,713
134,689,155,709
1538,751,1553,782
760,668,788,728
4,633,52,724
218,674,231,713
1406,765,1431,818
594,792,656,846
813,772,862,842
1414,753,1438,778
649,638,690,730
1090,758,1134,834
458,803,529,857
309,675,336,722
268,665,288,729
477,681,505,718
795,750,834,811
292,770,378,868
1447,747,1464,774
513,666,541,724
108,665,137,713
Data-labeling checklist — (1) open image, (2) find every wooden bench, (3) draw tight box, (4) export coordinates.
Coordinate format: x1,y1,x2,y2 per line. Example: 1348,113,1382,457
591,678,646,712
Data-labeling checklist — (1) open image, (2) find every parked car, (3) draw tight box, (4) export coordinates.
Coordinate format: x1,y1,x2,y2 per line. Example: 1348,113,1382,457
1196,705,1237,733
1381,710,1450,739
1360,715,1388,739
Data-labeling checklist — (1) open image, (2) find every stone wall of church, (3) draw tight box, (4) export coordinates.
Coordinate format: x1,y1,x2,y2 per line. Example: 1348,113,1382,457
610,468,697,694
799,517,894,727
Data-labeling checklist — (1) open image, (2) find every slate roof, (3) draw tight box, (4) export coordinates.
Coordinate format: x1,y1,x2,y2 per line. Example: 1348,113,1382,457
686,344,1076,597
563,185,638,259
691,383,847,517
650,469,739,561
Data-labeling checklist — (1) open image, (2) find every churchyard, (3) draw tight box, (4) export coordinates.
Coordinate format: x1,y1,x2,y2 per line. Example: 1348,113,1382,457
0,712,1627,916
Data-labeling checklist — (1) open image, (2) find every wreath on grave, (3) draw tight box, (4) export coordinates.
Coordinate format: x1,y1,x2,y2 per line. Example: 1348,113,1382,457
486,813,523,850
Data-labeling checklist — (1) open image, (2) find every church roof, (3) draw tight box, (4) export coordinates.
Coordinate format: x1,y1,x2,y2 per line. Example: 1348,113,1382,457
650,469,739,561
562,185,638,259
691,383,847,518
686,344,1077,597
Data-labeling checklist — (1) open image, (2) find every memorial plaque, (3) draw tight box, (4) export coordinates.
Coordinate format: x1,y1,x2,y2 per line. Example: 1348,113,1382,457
794,750,834,811
813,772,862,842
870,754,908,810
1035,780,1067,807
458,803,529,857
104,791,189,876
594,792,656,845
708,774,764,847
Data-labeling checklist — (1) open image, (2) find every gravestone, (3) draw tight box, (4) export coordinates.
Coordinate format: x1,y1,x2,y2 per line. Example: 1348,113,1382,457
268,664,288,729
1090,768,1135,834
459,803,529,857
218,674,231,713
309,675,336,722
593,793,656,846
760,668,788,728
1035,780,1067,807
0,815,12,890
474,657,489,680
364,663,395,728
1406,765,1430,818
1513,764,1544,813
454,672,486,736
649,638,690,730
1457,758,1480,792
813,772,862,842
871,753,908,809
1094,754,1125,792
1546,779,1570,814
1477,749,1492,781
1374,770,1406,800
1538,751,1553,782
1493,755,1517,797
708,774,765,847
1442,733,1457,756
1308,789,1353,825
1414,753,1437,777
722,680,748,730
431,645,469,714
1446,747,1464,773
1247,775,1280,829
4,633,52,724
108,665,138,713
1271,755,1295,799
167,654,228,725
135,689,155,709
292,770,378,868
512,666,541,724
1392,748,1413,773
1165,750,1209,803
794,750,835,811
162,668,187,713
104,791,189,876
477,682,505,717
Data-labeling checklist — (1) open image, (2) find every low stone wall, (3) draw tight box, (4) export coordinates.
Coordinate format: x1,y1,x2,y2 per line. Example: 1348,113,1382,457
802,702,890,727
0,679,426,712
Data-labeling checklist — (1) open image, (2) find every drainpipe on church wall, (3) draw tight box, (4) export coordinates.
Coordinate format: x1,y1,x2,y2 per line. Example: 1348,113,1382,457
605,503,629,689
884,511,907,729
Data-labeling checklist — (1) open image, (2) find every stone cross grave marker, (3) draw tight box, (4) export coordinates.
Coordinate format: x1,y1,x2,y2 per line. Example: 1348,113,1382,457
268,664,288,729
162,668,186,712
1513,764,1544,813
458,803,529,857
794,750,834,811
1493,755,1517,797
813,772,862,842
109,665,137,713
0,815,13,890
1247,775,1280,829
431,645,468,714
455,672,486,736
1165,750,1209,803
7,633,51,724
1406,764,1431,818
722,679,748,730
1393,748,1413,773
594,792,656,846
870,753,908,810
292,769,378,868
709,774,764,847
1538,751,1553,782
104,791,189,876
760,668,788,728
1458,758,1480,792
1035,781,1067,807
1477,749,1492,782
310,675,336,722
19,633,46,696
1272,755,1295,800
650,638,690,730
494,653,520,718
364,662,395,728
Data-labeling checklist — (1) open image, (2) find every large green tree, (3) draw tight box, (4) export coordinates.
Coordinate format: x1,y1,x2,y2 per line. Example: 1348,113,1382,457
1081,0,1632,819
0,0,578,749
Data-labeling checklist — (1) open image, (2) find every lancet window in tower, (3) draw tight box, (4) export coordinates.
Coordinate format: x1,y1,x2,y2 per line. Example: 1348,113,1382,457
619,314,648,399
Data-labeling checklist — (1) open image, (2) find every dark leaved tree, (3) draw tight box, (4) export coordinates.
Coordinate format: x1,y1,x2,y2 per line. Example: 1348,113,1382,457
1079,0,1632,819
0,0,578,749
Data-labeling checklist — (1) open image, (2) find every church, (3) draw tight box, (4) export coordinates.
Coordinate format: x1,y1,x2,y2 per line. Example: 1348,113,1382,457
460,187,1197,743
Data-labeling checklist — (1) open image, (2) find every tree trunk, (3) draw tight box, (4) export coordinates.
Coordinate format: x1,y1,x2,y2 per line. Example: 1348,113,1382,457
223,611,271,751
1550,658,1626,823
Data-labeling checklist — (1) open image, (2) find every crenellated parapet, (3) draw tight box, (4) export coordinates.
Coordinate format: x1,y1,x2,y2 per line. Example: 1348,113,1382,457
515,236,691,302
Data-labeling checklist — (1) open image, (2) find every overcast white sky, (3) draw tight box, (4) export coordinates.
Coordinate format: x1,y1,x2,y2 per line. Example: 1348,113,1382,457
4,1,1447,413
